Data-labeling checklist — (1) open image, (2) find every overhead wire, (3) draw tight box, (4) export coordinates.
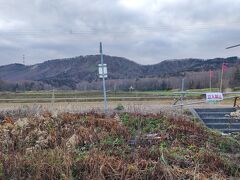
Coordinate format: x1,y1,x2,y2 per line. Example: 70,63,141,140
0,21,240,38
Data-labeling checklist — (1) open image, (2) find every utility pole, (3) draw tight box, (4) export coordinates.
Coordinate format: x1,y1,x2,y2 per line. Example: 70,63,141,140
99,42,108,113
209,68,212,92
180,78,185,114
51,88,55,106
22,54,25,65
220,62,227,92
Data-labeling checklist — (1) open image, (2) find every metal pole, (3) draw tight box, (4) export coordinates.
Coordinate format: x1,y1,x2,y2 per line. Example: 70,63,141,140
51,88,55,106
181,78,185,114
100,42,108,113
181,78,185,92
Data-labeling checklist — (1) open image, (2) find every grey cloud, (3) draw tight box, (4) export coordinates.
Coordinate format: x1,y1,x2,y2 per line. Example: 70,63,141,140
0,0,239,65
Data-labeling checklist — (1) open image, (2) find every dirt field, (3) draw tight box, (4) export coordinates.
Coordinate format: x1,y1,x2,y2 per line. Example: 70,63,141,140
0,99,235,113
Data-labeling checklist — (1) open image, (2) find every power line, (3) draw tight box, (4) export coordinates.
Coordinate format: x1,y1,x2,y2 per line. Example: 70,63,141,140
0,21,239,37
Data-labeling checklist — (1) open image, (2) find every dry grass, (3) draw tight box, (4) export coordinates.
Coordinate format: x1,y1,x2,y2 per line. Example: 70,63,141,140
0,109,239,179
0,99,234,115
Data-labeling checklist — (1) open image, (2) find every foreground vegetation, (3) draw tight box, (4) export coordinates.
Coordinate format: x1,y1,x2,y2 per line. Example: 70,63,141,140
0,110,240,179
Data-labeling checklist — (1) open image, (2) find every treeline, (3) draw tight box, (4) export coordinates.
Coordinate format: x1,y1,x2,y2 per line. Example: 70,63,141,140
0,80,52,92
76,65,239,91
0,65,239,92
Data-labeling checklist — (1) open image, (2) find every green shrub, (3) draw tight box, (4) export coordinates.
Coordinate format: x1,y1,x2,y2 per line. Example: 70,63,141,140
115,103,125,111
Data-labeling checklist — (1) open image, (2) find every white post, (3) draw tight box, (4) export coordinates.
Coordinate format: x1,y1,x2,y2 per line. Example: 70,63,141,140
100,42,108,113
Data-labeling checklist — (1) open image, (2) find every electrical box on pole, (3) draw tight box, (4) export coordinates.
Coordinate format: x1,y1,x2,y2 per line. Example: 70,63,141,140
99,42,108,113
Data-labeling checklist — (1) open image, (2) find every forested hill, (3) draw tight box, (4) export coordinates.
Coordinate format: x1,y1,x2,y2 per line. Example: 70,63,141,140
0,55,239,89
0,55,239,81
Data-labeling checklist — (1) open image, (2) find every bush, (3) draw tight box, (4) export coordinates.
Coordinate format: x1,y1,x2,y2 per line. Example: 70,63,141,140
114,103,125,111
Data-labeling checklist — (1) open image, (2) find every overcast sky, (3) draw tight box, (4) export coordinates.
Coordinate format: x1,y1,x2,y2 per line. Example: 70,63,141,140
0,0,240,65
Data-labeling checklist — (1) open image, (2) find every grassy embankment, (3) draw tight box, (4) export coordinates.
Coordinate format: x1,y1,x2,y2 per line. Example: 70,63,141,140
0,110,239,179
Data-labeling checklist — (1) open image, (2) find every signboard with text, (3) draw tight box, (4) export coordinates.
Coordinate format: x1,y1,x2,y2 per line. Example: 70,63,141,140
206,92,223,103
98,64,108,78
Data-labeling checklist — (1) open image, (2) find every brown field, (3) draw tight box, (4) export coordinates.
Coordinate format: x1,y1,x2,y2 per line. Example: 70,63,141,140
0,99,235,113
